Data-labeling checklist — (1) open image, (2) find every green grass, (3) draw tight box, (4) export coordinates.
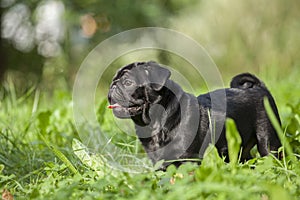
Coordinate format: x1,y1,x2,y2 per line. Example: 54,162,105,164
1,71,300,200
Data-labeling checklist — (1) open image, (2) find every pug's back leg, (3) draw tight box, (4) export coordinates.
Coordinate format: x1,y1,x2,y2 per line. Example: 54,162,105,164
269,127,281,158
256,134,269,157
255,116,281,157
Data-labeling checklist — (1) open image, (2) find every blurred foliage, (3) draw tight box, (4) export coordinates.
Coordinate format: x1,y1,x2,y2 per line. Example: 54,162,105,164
0,0,196,91
171,0,300,75
1,0,299,94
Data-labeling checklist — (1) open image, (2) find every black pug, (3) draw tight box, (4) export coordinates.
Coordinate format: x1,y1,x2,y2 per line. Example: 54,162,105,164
107,61,281,169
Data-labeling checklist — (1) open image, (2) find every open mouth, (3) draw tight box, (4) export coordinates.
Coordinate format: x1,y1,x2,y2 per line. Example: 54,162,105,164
107,103,121,109
107,103,143,113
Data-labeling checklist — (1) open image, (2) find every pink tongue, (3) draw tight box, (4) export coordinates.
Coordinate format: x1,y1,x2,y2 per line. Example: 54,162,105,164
107,104,121,109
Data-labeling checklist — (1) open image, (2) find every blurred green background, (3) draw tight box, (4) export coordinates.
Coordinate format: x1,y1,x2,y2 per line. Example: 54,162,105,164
1,0,299,97
1,2,300,198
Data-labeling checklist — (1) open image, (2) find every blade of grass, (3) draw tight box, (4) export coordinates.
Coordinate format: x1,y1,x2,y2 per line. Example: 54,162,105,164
39,133,78,175
225,118,242,169
32,89,40,114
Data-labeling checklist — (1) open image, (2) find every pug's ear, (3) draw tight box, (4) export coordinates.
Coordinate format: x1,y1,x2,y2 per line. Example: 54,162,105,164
145,61,171,91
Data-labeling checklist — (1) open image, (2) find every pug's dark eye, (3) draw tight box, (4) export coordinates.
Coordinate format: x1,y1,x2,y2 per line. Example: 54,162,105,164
123,79,133,87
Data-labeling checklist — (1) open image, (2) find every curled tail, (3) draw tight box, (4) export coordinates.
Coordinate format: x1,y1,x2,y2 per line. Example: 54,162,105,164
231,72,281,125
230,73,266,89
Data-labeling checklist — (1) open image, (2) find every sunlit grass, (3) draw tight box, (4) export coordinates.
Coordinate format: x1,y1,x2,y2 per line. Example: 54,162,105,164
0,69,300,199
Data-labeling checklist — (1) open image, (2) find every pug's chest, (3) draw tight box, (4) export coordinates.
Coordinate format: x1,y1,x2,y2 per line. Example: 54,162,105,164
137,126,174,152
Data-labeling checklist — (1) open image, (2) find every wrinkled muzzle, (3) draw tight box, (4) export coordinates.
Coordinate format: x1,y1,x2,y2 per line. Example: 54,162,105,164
108,84,145,119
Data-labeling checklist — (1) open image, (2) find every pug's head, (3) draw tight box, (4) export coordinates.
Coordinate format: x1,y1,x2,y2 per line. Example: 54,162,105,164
107,61,171,124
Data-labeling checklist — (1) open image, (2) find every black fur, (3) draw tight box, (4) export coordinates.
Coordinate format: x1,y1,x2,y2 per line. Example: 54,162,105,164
108,61,281,169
